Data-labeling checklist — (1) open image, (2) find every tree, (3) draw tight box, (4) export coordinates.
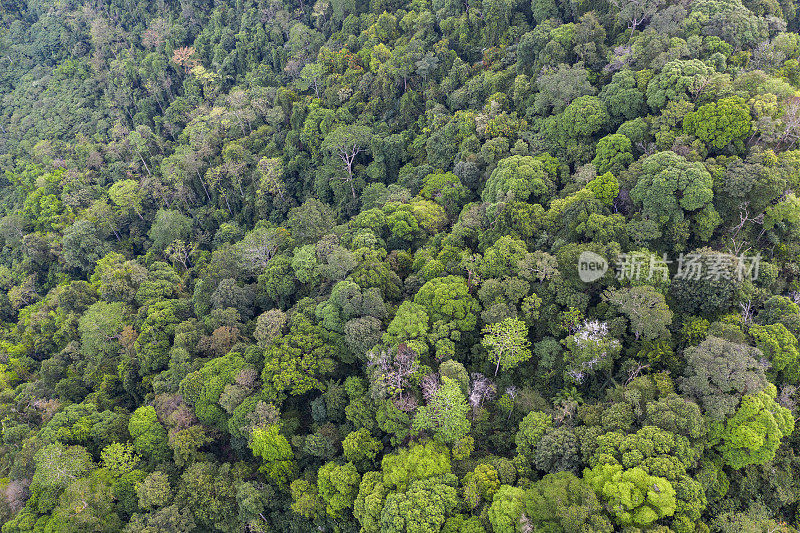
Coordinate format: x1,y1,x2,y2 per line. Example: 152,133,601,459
249,424,295,487
487,485,526,533
413,275,480,360
645,394,708,441
368,343,420,409
680,336,769,420
683,96,752,151
133,298,190,375
412,376,471,444
322,125,373,198
599,69,648,124
288,198,336,245
175,462,239,532
136,471,171,510
562,320,622,385
108,179,146,220
560,96,610,139
688,0,768,49
100,442,140,476
379,476,459,533
291,479,323,520
32,442,94,495
236,226,292,273
172,46,198,74
135,261,182,305
128,406,171,463
255,156,286,203
91,252,148,303
515,411,553,462
317,461,361,518
254,309,287,347
710,384,795,469
462,464,501,509
524,472,613,532
62,219,111,275
257,255,296,308
592,134,633,175
586,172,620,207
610,0,666,36
646,59,715,111
148,209,192,254
534,427,581,474
629,151,717,246
179,352,247,429
607,286,673,341
584,463,676,528
343,429,383,467
261,316,339,397
588,425,707,528
481,155,554,207
78,301,127,382
44,470,122,532
419,172,469,218
355,442,455,532
481,317,532,376
750,323,800,383
534,64,596,115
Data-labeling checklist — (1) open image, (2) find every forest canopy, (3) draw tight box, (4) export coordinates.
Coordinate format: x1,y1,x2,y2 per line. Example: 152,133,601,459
1,0,800,531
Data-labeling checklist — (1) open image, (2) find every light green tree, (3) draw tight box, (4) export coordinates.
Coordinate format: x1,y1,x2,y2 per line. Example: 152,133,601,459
249,423,295,487
481,317,532,376
317,461,361,518
412,376,471,445
710,384,795,469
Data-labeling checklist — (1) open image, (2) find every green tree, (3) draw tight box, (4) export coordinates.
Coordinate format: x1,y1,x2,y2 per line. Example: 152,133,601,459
136,471,172,510
343,429,384,467
749,323,800,383
481,155,555,207
515,411,553,462
588,425,707,528
412,376,471,445
261,316,340,397
646,59,715,110
322,125,373,198
108,179,146,220
249,424,295,487
413,275,480,360
481,317,532,376
683,96,752,151
524,472,613,532
592,134,633,175
78,301,128,383
419,172,469,218
585,172,620,207
128,406,171,463
607,285,673,341
148,209,192,254
584,463,676,528
379,476,459,533
680,336,769,420
710,384,795,469
599,69,647,123
317,461,361,518
560,95,610,138
487,485,526,533
630,151,717,246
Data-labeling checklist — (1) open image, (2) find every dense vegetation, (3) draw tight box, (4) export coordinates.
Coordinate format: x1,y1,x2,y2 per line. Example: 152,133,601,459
2,0,800,531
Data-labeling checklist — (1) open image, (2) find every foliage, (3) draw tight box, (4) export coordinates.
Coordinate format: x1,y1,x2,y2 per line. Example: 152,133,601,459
481,317,532,376
709,384,795,469
0,1,798,531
